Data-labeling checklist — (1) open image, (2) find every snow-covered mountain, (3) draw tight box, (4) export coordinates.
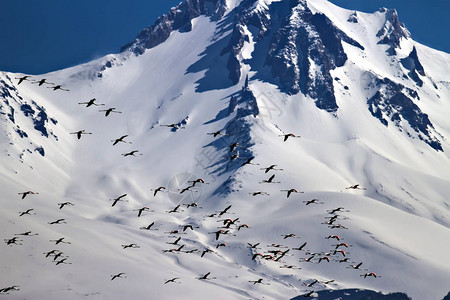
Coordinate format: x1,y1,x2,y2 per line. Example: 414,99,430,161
1,0,449,299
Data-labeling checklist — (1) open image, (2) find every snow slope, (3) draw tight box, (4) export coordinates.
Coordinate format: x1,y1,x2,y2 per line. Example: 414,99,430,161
1,1,449,299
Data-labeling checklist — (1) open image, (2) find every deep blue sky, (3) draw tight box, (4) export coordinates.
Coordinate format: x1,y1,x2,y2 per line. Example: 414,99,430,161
0,0,448,74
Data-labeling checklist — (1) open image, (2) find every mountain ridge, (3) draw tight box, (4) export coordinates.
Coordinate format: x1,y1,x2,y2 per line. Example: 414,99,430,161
1,0,449,299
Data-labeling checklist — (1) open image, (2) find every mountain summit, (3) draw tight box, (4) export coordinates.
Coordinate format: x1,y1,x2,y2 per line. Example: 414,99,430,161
1,0,449,299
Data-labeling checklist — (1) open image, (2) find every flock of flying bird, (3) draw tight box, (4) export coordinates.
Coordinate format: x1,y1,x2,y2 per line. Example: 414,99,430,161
2,76,378,297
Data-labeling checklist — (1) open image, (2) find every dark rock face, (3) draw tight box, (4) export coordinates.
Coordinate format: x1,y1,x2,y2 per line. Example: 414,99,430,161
347,11,358,23
367,77,442,151
376,8,410,55
1,76,58,142
265,0,363,112
121,0,227,55
210,80,259,196
401,46,425,86
291,288,411,300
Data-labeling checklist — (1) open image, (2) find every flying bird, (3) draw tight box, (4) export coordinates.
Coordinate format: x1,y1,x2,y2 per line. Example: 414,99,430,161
57,202,74,209
78,98,105,107
99,107,122,117
260,174,280,184
346,184,366,190
18,191,39,199
111,135,132,146
303,199,324,205
281,188,302,198
111,273,126,281
151,186,166,196
32,78,54,86
279,133,301,141
19,209,35,216
48,219,67,225
140,222,156,230
50,237,71,245
207,131,228,137
48,85,69,91
122,150,142,157
164,278,180,284
110,194,128,207
260,165,283,173
16,76,31,85
70,130,92,140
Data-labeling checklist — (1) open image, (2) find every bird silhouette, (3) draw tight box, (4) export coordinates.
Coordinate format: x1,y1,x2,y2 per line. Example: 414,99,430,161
50,237,71,245
15,231,39,236
304,279,319,287
299,291,315,297
4,237,22,246
216,243,227,249
111,273,126,280
19,209,35,216
110,194,128,207
188,178,208,186
201,249,214,258
303,199,324,205
346,184,366,190
43,250,61,258
279,133,301,141
167,237,181,245
57,202,74,209
260,174,280,184
248,243,260,249
99,107,122,117
122,150,142,157
140,222,156,230
70,130,92,140
260,165,283,173
162,245,185,253
18,191,39,199
242,157,259,167
361,272,379,278
16,76,31,85
0,285,20,294
55,258,72,265
293,242,308,251
237,224,249,230
197,272,215,280
164,278,180,284
48,85,69,91
218,205,232,216
325,235,341,241
134,207,151,217
167,204,181,213
111,135,132,146
281,188,302,198
318,256,330,263
151,186,166,196
78,98,105,107
207,131,228,137
122,244,140,249
160,123,185,129
250,191,270,196
348,262,365,270
249,278,267,285
282,233,298,239
32,78,54,86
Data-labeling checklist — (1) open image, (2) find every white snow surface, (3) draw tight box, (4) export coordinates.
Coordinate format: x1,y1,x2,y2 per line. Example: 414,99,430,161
1,2,450,300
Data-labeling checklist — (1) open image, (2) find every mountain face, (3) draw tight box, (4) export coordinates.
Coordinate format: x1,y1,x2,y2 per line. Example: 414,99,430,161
1,0,450,299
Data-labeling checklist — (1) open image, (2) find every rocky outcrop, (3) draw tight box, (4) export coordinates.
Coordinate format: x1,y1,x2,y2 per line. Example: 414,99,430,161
401,46,425,86
265,0,363,112
121,0,228,55
376,8,410,55
367,77,442,151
